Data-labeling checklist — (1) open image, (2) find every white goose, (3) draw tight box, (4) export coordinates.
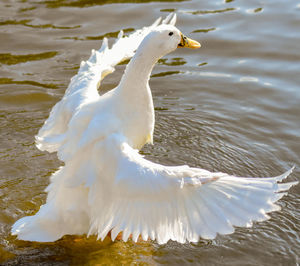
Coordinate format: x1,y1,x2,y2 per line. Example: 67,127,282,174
12,14,297,244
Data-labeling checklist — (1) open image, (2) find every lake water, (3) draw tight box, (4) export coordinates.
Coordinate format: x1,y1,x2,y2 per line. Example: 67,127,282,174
0,0,299,265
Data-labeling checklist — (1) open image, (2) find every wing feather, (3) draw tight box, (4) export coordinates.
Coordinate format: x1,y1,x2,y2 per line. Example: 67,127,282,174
82,134,297,244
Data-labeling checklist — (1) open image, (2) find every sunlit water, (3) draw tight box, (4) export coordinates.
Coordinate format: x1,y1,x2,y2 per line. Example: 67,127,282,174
0,0,299,264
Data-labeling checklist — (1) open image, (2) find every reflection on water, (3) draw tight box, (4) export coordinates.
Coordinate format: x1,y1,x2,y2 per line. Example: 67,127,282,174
5,236,155,264
0,0,299,264
63,28,135,41
187,8,236,15
192,28,217,33
42,0,188,8
0,78,58,90
0,19,80,29
0,52,58,65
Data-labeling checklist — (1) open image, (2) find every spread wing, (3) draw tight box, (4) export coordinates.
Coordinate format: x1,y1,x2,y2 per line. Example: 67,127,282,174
36,14,177,153
84,134,297,244
11,133,297,243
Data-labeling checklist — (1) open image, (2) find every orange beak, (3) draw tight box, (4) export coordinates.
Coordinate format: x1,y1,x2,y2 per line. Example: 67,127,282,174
178,33,201,49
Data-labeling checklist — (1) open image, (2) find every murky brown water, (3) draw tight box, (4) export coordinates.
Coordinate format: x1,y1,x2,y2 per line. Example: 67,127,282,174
1,0,299,265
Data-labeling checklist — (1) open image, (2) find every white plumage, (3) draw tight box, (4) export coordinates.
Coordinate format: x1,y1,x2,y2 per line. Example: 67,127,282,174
12,14,297,244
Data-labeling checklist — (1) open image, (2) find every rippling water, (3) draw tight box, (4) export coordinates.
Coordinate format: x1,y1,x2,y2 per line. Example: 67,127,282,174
1,0,299,264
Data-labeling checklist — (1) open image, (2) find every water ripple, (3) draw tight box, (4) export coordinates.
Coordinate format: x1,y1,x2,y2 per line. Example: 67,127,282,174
0,52,58,65
0,0,299,264
0,19,80,30
0,78,58,89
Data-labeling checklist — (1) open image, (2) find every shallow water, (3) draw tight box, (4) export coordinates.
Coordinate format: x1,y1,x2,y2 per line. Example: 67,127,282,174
0,0,300,265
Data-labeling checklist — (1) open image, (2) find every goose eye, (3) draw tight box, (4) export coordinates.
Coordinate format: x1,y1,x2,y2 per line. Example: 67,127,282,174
168,32,174,36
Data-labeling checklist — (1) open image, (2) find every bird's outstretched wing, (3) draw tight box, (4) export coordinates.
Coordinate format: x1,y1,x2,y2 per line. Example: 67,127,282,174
11,133,297,243
36,14,177,153
84,134,297,244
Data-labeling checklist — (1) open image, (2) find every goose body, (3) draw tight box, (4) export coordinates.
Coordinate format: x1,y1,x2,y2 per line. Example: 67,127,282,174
12,14,297,244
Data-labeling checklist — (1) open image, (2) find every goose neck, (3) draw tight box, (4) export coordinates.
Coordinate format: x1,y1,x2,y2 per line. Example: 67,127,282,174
119,49,158,92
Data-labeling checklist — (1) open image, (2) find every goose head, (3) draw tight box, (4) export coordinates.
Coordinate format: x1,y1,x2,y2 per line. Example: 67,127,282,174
137,24,201,60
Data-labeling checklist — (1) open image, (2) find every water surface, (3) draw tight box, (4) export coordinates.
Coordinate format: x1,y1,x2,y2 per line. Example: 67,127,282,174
0,0,299,265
